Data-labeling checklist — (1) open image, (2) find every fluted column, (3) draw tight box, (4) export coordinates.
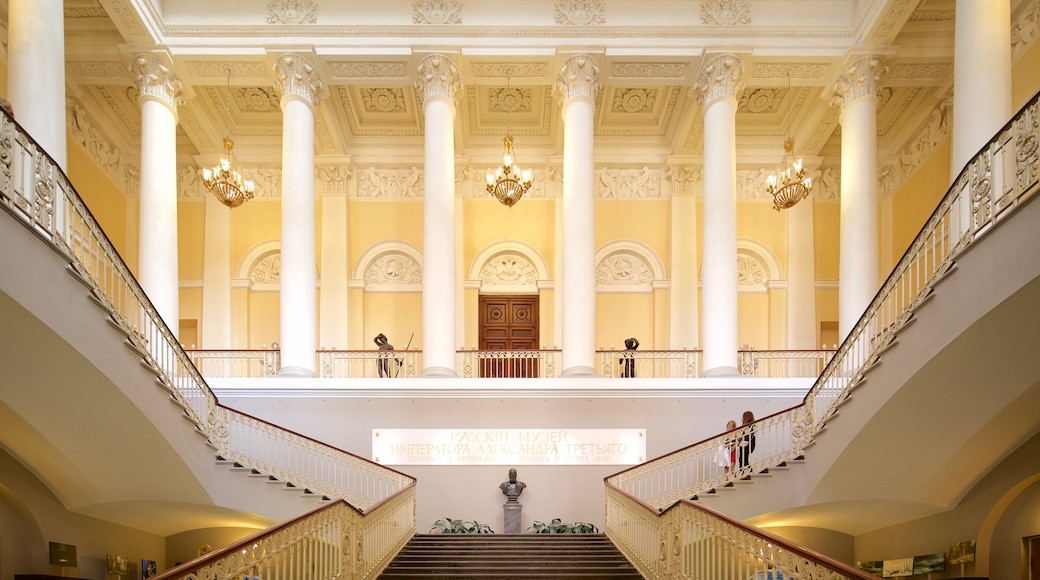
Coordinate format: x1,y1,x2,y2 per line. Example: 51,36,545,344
833,57,887,340
951,0,1011,179
416,54,461,377
555,55,601,377
786,196,816,349
273,54,323,377
131,54,184,337
8,0,66,168
201,197,232,347
667,162,701,350
693,55,743,377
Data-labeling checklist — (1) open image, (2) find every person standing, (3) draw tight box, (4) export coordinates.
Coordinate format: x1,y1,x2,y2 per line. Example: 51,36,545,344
737,410,756,477
714,419,737,474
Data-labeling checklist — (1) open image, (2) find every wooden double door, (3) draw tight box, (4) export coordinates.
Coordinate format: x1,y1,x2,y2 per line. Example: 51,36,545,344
479,295,539,378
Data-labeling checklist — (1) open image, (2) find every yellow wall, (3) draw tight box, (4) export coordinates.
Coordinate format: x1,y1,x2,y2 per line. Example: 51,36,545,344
596,199,671,270
596,292,654,352
1013,36,1040,109
66,142,133,266
889,139,952,264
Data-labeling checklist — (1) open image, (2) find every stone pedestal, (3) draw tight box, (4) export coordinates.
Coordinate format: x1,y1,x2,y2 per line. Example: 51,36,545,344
503,502,522,533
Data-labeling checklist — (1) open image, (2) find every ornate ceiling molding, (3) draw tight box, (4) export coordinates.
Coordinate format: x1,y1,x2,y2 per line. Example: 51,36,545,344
701,0,751,26
610,62,687,80
554,0,606,26
356,167,424,198
413,1,462,25
267,0,317,25
594,167,662,199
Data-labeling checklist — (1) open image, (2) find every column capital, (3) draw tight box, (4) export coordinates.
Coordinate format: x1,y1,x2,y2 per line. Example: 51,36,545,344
693,54,744,107
415,54,461,104
665,163,703,196
130,53,184,112
832,56,888,110
273,53,324,107
554,54,602,104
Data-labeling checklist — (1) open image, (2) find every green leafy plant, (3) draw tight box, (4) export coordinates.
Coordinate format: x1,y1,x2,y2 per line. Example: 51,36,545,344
429,517,495,534
527,518,600,534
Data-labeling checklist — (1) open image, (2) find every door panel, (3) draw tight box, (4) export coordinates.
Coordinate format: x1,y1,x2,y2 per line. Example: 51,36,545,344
479,295,539,378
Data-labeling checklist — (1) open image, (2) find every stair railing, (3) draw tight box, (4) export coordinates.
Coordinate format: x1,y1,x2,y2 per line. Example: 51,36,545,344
605,89,1039,573
605,486,875,579
150,486,416,580
0,110,414,511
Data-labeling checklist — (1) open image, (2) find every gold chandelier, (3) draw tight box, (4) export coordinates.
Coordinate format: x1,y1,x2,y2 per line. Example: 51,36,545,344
486,69,533,207
203,67,254,208
766,70,811,211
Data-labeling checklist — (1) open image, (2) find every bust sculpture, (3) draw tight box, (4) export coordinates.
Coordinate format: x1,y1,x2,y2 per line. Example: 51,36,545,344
499,468,526,503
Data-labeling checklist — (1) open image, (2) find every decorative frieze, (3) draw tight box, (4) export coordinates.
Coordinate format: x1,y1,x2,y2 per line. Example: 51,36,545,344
832,57,888,110
251,254,282,285
129,53,184,111
317,164,352,196
329,61,408,79
69,62,131,79
898,96,952,183
67,99,139,198
357,167,424,198
887,64,949,82
693,54,744,107
1012,0,1040,60
415,54,461,104
808,168,840,201
594,167,662,199
873,0,917,39
750,63,830,81
471,62,547,78
611,62,687,79
736,254,767,286
554,0,606,25
188,61,269,80
267,0,317,24
273,53,324,107
700,0,751,26
413,1,462,25
555,55,601,103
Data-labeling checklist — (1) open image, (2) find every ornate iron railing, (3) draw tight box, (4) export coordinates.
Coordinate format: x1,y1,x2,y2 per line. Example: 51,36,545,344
0,109,414,520
151,488,416,580
186,349,280,377
598,348,700,378
738,348,835,378
605,486,874,580
319,349,421,378
605,89,1040,572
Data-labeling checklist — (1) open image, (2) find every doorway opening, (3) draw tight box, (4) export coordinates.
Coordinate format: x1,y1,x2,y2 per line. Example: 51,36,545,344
478,295,539,377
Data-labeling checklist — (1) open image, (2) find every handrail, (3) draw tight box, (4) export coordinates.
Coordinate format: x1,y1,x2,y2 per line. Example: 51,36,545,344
0,109,413,507
605,484,876,579
149,486,416,580
604,88,1040,575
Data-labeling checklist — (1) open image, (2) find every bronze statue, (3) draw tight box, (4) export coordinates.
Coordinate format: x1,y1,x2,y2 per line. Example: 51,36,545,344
374,333,400,378
499,468,526,502
619,337,639,378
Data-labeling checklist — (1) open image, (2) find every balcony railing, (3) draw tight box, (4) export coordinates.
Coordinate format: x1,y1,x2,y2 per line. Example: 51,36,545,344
603,88,1040,578
186,347,836,379
0,107,414,559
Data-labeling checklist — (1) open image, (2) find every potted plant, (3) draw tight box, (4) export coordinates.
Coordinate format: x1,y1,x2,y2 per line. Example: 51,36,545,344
429,517,495,534
527,518,599,533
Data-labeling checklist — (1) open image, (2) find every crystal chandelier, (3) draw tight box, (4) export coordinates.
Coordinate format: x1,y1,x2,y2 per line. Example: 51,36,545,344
486,69,533,207
766,70,812,211
203,67,254,208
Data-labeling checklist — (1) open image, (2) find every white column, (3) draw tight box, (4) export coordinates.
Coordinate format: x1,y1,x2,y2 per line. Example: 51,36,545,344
786,197,816,349
273,54,323,377
318,165,350,350
8,0,66,169
415,54,461,377
667,162,701,350
555,55,601,377
131,54,183,337
693,55,743,377
833,57,887,340
201,197,232,347
951,0,1012,178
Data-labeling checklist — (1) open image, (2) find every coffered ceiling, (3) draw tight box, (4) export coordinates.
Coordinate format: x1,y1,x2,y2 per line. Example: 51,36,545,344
25,0,1034,191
